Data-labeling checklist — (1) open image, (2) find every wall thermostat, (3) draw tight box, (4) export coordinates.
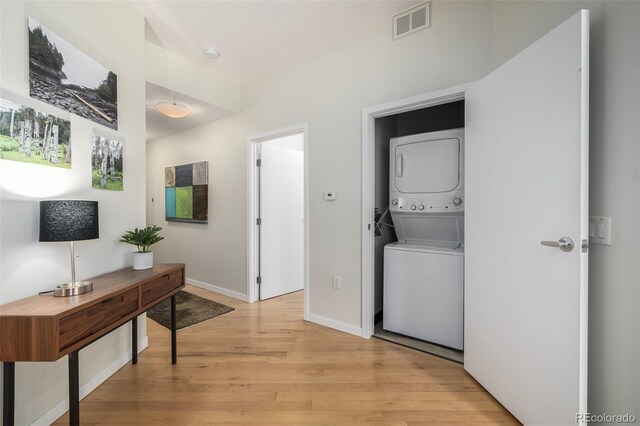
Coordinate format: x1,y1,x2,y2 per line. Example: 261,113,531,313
324,191,336,201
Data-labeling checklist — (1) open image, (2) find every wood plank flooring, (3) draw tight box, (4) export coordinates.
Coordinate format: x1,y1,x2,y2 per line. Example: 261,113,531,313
53,286,519,425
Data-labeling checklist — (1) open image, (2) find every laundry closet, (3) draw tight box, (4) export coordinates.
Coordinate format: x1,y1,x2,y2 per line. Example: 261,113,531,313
373,101,465,359
363,10,590,425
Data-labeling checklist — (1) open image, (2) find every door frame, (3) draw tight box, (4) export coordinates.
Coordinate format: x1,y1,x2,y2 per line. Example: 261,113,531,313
360,84,470,338
247,123,309,319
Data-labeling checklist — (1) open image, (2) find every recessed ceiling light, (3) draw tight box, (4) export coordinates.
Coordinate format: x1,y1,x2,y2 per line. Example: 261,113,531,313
204,48,221,59
155,102,191,118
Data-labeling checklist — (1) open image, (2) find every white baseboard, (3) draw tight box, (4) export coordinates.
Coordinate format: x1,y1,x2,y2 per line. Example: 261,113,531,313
31,337,149,426
307,313,362,337
186,277,248,302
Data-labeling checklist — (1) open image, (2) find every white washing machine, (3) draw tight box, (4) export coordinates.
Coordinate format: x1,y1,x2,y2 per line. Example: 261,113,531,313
384,128,464,350
384,242,464,349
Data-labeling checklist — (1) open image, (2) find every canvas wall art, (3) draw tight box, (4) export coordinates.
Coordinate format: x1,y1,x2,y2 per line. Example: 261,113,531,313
165,161,208,223
91,132,123,191
0,98,71,168
28,17,118,130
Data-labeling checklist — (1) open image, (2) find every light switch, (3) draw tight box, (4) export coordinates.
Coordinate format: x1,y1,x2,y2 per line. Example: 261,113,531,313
324,191,336,201
589,216,612,246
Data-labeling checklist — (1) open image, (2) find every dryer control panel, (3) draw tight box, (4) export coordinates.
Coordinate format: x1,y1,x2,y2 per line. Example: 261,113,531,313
390,192,464,213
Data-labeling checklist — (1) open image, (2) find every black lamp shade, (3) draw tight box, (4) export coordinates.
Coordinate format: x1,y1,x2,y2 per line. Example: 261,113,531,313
39,200,99,242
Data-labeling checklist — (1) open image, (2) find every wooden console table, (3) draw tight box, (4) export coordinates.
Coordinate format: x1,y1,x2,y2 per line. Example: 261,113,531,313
0,263,185,426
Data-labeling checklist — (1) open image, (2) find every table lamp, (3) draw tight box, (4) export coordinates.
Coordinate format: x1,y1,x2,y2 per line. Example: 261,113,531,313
39,200,99,297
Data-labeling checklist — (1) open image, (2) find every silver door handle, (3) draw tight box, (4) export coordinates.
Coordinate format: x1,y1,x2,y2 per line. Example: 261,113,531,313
540,237,574,252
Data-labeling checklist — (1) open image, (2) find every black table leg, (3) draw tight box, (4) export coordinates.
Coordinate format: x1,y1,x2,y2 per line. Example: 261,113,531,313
171,294,177,364
3,362,15,426
132,316,138,365
68,350,79,426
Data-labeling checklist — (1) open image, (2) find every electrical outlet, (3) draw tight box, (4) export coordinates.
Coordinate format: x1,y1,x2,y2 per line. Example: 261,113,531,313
332,275,341,289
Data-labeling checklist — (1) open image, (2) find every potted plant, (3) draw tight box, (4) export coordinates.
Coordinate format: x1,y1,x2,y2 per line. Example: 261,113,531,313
120,225,164,270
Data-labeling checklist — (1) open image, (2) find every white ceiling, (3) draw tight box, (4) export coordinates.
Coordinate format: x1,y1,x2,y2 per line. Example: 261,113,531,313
145,82,234,141
140,1,418,141
137,0,418,83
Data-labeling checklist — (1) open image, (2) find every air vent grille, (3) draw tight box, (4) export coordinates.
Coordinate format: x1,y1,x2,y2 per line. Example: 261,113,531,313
393,2,430,40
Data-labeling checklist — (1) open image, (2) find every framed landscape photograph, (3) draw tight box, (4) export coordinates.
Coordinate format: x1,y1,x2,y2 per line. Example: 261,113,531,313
0,98,71,168
91,132,123,191
28,17,118,130
165,161,208,224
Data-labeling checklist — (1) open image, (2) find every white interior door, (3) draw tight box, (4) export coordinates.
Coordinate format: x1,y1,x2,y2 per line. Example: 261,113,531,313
259,134,304,300
465,10,589,425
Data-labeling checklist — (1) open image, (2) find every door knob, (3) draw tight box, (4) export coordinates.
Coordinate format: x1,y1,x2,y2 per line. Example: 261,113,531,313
540,237,574,252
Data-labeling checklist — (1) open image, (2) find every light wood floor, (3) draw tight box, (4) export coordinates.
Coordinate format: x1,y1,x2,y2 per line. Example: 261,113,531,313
54,286,519,425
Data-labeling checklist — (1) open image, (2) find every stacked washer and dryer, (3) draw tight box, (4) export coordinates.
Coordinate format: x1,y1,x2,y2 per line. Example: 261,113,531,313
383,128,465,351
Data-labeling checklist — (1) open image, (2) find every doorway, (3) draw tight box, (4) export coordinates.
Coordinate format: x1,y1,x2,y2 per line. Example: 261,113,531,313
361,84,469,341
363,95,465,362
365,94,467,363
247,124,309,316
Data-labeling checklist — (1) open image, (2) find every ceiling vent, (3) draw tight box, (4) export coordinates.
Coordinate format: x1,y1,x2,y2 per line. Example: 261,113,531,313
393,2,430,40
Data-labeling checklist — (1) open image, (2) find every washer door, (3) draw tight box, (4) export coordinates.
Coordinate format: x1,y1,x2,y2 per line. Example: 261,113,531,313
394,137,460,193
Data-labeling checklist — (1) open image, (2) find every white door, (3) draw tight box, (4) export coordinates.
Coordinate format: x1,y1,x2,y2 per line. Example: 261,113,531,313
258,134,304,300
465,10,589,425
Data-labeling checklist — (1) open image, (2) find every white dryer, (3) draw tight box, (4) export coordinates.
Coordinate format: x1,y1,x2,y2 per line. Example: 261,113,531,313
389,127,464,235
384,128,465,350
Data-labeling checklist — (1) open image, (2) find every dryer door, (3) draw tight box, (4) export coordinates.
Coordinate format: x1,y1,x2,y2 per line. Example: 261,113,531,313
394,137,460,193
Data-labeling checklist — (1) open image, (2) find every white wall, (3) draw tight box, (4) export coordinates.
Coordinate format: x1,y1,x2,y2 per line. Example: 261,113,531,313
146,112,250,296
146,0,639,416
147,0,495,323
0,1,147,424
588,4,640,416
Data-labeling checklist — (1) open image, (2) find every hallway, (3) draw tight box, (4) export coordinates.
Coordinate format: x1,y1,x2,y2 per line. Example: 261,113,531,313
54,287,518,425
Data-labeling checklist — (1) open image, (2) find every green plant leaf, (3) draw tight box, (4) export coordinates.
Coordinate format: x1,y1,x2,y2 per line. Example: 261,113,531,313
120,225,164,252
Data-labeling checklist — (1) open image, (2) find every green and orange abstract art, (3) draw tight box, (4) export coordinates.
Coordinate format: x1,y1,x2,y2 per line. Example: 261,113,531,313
165,161,208,223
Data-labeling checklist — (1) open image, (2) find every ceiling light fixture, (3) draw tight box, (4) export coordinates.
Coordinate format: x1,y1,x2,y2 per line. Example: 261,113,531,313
155,101,192,118
204,48,221,59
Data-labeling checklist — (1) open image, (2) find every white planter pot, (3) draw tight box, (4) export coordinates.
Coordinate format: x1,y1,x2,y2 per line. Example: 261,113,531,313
132,252,154,270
